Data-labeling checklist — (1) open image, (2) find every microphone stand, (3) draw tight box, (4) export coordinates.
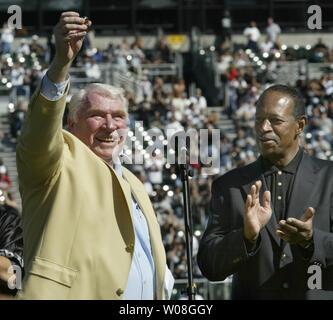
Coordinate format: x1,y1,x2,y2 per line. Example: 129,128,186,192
178,161,196,300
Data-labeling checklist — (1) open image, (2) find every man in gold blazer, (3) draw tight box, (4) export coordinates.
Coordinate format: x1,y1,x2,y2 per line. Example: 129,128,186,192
16,12,173,299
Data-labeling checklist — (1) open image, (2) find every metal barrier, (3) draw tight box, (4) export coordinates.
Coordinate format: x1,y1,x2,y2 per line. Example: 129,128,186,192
275,60,333,85
68,58,180,108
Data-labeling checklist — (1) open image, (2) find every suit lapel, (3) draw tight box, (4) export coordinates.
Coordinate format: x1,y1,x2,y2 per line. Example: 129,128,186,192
241,157,280,246
285,152,318,220
102,161,135,248
280,152,318,252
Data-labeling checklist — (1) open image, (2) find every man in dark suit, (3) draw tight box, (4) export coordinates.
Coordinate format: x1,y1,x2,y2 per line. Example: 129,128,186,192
197,84,333,299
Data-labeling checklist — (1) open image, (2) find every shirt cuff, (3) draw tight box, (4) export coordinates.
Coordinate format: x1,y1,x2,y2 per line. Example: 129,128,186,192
244,235,260,256
40,72,69,101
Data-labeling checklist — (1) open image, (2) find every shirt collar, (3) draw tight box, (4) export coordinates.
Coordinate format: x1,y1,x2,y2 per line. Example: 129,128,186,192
261,147,303,176
109,156,122,177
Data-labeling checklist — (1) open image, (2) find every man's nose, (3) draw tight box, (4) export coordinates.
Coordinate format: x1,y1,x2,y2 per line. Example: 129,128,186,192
261,119,272,131
104,114,117,130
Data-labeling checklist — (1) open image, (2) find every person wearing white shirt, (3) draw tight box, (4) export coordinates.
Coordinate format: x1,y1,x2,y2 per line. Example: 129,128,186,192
243,21,261,52
1,23,14,54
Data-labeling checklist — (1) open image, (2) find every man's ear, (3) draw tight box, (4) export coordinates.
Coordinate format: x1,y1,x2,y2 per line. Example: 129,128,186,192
296,115,307,135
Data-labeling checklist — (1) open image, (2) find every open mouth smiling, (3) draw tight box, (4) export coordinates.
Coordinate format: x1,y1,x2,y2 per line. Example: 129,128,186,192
96,137,116,143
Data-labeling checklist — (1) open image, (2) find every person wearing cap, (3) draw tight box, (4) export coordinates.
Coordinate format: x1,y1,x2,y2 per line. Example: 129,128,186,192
16,11,173,300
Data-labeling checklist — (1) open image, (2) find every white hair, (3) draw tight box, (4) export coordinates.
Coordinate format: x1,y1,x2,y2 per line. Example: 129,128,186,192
68,83,129,123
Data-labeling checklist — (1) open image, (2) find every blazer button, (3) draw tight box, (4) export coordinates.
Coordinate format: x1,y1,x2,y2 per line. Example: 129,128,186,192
116,288,124,296
126,243,134,253
281,253,287,261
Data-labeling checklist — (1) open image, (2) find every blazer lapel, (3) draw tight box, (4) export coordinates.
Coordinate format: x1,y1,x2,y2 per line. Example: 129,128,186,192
241,157,280,246
102,161,135,247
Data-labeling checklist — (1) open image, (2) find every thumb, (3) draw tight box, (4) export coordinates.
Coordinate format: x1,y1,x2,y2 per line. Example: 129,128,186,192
300,207,315,222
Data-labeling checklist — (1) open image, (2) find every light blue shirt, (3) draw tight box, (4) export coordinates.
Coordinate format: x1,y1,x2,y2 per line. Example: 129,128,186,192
40,77,156,299
113,160,155,300
41,74,69,101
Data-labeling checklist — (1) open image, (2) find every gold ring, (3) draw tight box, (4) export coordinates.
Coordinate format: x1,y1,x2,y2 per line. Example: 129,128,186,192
83,16,89,26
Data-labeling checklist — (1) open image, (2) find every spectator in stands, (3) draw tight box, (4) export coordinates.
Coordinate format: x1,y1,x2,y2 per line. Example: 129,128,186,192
0,172,11,190
137,94,152,127
259,38,273,55
167,236,186,276
321,75,333,98
9,99,27,139
27,67,42,98
154,35,171,63
129,43,145,72
84,57,101,80
150,111,164,130
144,151,164,186
0,159,7,176
327,100,333,120
10,62,25,104
234,49,249,68
216,50,233,105
318,111,333,141
30,35,45,58
152,77,170,121
313,38,329,63
114,42,129,74
17,39,30,56
1,23,14,55
165,110,184,139
190,88,207,116
133,35,145,52
243,21,261,52
140,75,153,101
266,17,281,49
221,10,232,45
0,202,23,297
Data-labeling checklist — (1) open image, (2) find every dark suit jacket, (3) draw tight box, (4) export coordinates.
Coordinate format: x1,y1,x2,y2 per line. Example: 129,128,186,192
198,151,333,300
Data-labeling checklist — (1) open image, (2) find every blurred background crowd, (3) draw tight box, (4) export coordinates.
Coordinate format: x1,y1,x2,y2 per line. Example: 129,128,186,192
0,0,332,299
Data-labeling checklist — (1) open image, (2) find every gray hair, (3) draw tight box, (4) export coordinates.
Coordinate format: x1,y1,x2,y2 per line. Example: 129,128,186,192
68,83,129,123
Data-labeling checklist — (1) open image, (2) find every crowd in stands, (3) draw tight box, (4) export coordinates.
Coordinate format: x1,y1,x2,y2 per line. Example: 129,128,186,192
0,20,332,298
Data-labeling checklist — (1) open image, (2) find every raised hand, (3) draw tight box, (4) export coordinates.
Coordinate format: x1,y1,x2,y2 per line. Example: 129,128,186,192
54,11,91,63
244,180,272,241
48,11,92,83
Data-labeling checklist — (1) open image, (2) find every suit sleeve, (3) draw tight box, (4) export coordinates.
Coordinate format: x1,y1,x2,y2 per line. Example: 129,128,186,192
16,80,69,189
309,190,333,269
197,179,261,281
